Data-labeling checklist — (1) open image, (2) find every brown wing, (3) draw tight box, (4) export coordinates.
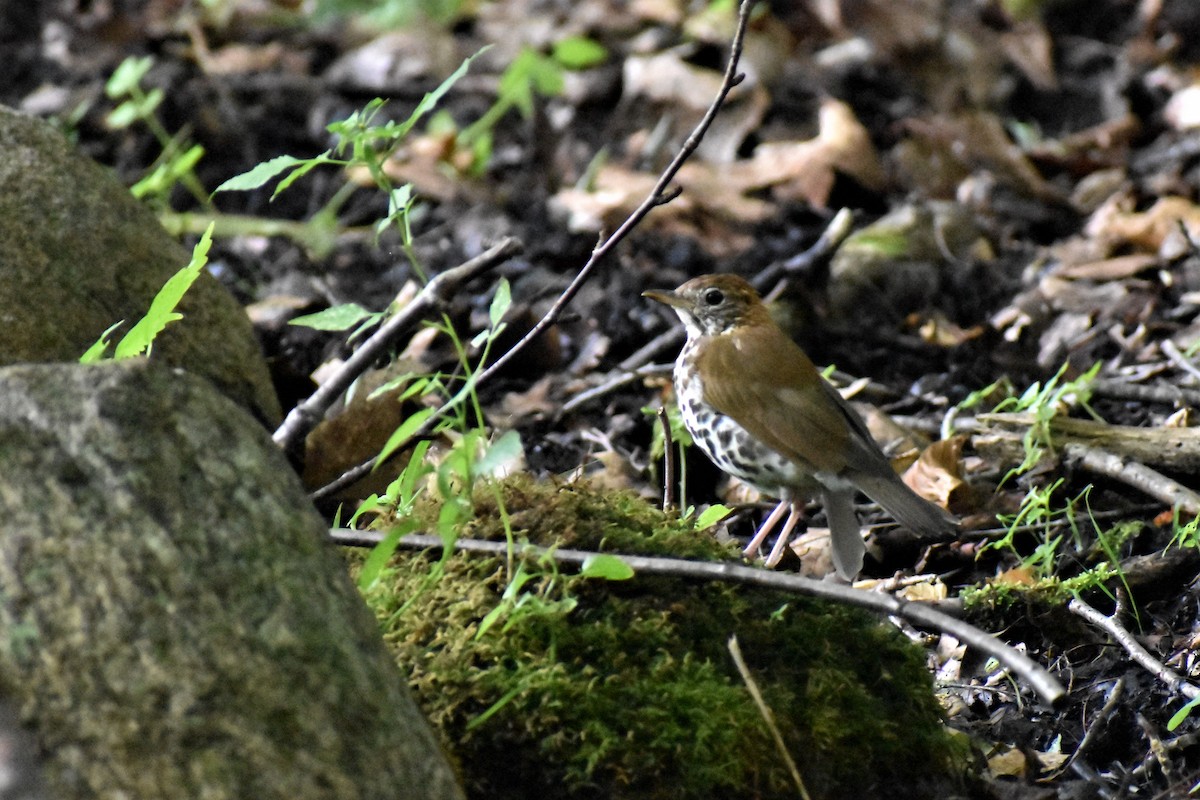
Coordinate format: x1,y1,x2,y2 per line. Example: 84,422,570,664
697,325,873,475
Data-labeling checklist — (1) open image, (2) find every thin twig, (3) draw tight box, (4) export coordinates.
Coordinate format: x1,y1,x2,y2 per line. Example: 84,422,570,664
331,529,1068,707
1161,339,1200,385
311,0,757,498
1063,442,1200,515
462,0,755,388
1068,596,1200,702
656,405,676,511
756,206,855,294
617,328,685,372
728,635,812,800
1092,378,1200,408
560,363,670,415
1043,677,1124,781
275,237,523,457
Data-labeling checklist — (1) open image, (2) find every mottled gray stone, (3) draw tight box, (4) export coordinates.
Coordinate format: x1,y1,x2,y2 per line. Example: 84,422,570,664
0,105,281,426
0,360,462,800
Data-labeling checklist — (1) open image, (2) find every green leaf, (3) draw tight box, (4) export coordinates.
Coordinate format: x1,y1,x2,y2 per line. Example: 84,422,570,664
488,277,512,329
695,504,733,529
273,157,337,199
394,48,489,140
106,56,153,98
131,143,206,199
289,303,377,331
1169,696,1200,731
376,407,437,466
214,155,310,194
105,100,143,129
552,36,608,69
466,683,525,731
79,320,125,363
473,430,523,478
113,222,213,359
356,521,416,591
579,554,634,581
498,49,564,119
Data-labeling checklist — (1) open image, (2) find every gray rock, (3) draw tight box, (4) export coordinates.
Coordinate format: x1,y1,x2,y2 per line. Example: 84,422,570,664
0,360,463,800
0,105,281,427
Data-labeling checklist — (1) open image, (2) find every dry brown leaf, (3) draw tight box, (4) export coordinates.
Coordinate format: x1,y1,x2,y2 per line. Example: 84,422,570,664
917,312,986,348
1086,194,1200,252
999,20,1057,91
987,745,1028,778
302,361,427,502
622,51,725,111
855,403,926,474
622,51,768,163
629,0,685,25
198,41,308,75
495,376,556,427
903,437,968,513
897,111,1060,201
898,579,949,602
1053,254,1159,281
1164,408,1195,428
549,161,768,253
736,99,886,208
788,528,837,579
993,566,1038,586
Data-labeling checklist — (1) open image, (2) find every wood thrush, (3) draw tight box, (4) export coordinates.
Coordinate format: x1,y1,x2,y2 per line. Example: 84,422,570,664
644,274,956,579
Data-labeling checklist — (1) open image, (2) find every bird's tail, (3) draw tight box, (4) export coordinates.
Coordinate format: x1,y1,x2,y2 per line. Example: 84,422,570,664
852,471,957,539
822,488,865,580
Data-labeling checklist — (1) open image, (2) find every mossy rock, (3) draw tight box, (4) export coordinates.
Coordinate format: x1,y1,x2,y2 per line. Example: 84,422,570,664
0,105,281,426
353,477,965,800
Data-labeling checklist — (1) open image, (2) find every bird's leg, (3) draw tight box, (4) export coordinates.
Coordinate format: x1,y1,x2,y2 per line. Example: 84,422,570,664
743,499,790,559
764,502,805,568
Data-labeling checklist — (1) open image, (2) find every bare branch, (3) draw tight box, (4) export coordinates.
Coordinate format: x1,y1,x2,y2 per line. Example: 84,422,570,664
331,528,1068,707
1068,596,1200,702
274,237,523,458
1064,442,1200,515
728,636,813,800
311,0,758,498
467,0,758,390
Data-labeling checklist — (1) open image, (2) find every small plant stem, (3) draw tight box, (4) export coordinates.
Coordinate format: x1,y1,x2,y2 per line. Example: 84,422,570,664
331,528,1069,708
727,636,812,800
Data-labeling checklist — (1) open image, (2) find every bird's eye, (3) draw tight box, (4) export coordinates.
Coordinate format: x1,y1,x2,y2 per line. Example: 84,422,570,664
701,288,724,306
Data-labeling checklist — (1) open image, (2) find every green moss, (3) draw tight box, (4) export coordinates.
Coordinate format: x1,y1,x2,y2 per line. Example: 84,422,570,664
353,476,962,800
961,562,1120,612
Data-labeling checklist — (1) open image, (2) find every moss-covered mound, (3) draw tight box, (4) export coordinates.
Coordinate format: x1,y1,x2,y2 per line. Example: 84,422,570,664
352,477,963,800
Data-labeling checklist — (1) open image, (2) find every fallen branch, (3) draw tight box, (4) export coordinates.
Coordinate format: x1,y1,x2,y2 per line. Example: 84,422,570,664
274,237,523,459
1068,596,1200,702
1064,442,1200,515
1092,378,1200,409
973,412,1200,476
331,528,1068,707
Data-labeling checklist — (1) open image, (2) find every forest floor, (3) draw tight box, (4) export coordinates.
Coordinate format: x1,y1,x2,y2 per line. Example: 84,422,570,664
5,0,1200,796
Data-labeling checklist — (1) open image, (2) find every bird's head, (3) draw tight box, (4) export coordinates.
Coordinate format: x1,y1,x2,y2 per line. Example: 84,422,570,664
643,274,770,338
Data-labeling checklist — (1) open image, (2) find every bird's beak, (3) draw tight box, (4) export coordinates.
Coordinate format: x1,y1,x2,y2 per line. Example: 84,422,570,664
642,289,687,309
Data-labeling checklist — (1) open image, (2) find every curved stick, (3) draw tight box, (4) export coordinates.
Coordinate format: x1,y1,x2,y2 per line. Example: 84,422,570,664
332,528,1068,707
